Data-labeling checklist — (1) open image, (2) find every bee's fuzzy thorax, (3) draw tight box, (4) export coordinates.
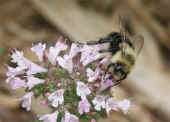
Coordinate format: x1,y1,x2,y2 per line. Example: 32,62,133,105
110,46,136,73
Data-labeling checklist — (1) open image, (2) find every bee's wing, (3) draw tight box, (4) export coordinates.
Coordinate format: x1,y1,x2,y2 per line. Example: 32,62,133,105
119,16,128,56
132,34,144,55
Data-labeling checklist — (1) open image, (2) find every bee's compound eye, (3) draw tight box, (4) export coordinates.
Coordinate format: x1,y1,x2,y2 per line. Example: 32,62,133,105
114,65,122,72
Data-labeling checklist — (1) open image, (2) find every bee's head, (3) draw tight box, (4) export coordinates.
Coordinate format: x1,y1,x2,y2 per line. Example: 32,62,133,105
106,63,128,82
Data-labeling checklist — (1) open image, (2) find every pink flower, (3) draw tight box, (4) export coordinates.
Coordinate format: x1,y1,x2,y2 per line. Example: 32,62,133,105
26,76,45,90
10,50,47,75
86,67,100,82
80,45,102,66
116,99,131,114
105,98,117,115
40,100,47,105
78,98,91,115
106,98,131,115
8,77,26,90
94,83,100,88
100,79,113,91
19,92,33,111
92,95,106,111
31,43,46,62
76,81,91,99
91,119,96,122
11,50,28,68
48,89,64,108
69,43,80,58
26,60,47,75
39,111,58,122
6,66,26,78
57,55,73,73
45,92,51,97
46,41,67,65
62,111,79,122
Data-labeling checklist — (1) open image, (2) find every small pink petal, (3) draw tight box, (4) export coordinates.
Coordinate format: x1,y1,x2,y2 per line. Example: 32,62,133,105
31,43,46,62
62,111,79,122
45,92,51,97
80,45,103,66
91,119,96,122
46,41,67,65
26,76,45,90
88,85,93,91
48,89,64,108
77,81,91,99
40,100,47,105
78,98,91,115
94,83,100,88
86,67,100,82
19,92,33,111
6,66,26,78
69,43,80,58
8,77,26,90
92,95,106,111
57,55,73,73
39,111,58,122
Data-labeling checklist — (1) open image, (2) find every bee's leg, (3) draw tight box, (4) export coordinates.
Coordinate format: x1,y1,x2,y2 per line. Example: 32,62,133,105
86,41,99,45
105,63,115,73
87,39,111,45
113,71,127,86
99,49,111,53
99,47,119,53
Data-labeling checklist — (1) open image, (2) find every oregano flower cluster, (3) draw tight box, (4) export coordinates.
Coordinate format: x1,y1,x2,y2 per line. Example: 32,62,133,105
5,39,130,122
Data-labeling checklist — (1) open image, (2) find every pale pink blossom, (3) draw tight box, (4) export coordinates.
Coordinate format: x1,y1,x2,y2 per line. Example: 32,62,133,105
69,43,80,58
55,41,68,51
100,74,113,91
91,119,96,122
45,92,51,97
40,100,47,105
8,77,26,90
100,79,113,91
77,81,91,99
106,98,131,115
78,98,91,115
39,111,58,122
116,99,131,114
6,66,26,78
62,111,79,122
11,50,47,75
57,55,73,73
105,98,118,115
48,89,64,108
19,92,33,111
94,83,100,88
26,60,47,75
46,41,67,65
86,67,100,82
26,76,45,90
92,95,106,111
11,50,27,68
31,43,46,62
80,45,103,66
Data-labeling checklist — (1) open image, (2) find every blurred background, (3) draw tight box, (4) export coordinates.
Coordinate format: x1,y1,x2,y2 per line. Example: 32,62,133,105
1,0,170,122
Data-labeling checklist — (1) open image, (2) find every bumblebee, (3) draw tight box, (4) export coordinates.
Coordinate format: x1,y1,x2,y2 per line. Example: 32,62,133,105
85,19,144,86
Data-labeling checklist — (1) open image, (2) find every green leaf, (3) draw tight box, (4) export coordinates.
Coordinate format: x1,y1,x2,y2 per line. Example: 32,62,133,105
0,46,3,56
57,112,62,122
34,72,48,79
